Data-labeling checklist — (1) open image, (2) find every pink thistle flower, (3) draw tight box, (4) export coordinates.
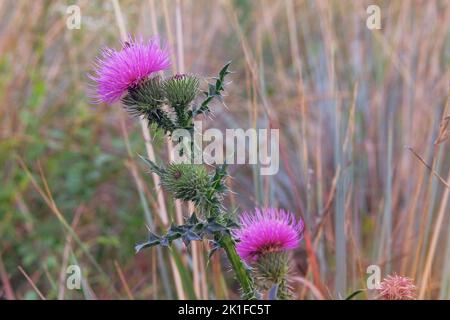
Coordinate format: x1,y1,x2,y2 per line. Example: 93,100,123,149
377,274,417,300
89,36,171,104
233,208,304,262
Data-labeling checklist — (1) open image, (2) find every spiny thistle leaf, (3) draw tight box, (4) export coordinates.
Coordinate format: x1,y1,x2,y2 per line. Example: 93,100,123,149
205,219,228,234
223,216,240,229
166,223,184,241
186,212,199,225
182,230,202,247
136,210,236,254
160,237,170,247
210,164,228,194
219,61,232,80
135,232,161,253
136,216,206,252
193,61,232,117
207,240,222,260
138,155,166,176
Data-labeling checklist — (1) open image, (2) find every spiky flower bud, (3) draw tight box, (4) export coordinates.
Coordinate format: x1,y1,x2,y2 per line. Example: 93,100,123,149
164,74,199,107
160,163,210,204
122,77,175,133
163,74,199,127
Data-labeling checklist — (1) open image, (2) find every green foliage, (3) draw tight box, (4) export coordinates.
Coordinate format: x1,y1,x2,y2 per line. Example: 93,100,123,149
135,212,238,253
160,163,210,203
256,252,294,300
134,62,260,299
140,157,229,217
123,76,176,133
121,63,231,135
192,61,232,117
123,76,165,110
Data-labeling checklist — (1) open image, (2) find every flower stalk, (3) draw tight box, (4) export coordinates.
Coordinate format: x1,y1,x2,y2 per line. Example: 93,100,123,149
216,233,259,300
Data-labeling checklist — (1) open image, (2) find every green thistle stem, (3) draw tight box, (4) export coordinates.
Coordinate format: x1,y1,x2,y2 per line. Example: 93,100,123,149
202,185,258,300
173,105,189,128
148,108,176,133
217,234,259,300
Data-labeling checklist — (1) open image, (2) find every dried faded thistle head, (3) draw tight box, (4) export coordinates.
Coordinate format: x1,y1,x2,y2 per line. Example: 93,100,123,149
377,274,417,300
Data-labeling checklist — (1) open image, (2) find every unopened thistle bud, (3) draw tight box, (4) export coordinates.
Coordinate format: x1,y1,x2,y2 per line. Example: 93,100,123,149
163,74,199,127
164,74,199,107
160,163,210,204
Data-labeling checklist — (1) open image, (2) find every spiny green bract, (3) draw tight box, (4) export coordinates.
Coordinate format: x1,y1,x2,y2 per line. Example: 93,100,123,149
122,76,165,111
160,163,210,204
122,76,176,133
163,74,199,108
255,252,294,300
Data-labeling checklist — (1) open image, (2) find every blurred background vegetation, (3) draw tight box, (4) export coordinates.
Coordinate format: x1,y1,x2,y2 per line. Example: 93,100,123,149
0,0,449,300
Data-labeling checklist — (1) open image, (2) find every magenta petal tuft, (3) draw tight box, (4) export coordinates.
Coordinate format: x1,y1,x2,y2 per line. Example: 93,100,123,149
233,208,304,262
89,36,171,104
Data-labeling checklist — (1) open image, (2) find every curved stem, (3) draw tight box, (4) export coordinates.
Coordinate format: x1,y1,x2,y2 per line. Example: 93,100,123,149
217,234,259,300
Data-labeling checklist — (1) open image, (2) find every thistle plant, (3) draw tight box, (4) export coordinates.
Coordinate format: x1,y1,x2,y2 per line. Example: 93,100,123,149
90,36,259,299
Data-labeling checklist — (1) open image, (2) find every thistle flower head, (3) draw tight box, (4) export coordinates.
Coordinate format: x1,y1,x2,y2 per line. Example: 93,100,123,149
122,76,165,112
160,163,210,204
233,208,304,262
377,274,417,300
89,36,170,104
163,74,200,107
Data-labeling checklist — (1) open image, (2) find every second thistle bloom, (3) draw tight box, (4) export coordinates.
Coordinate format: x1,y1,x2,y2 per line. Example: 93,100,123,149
234,208,304,262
